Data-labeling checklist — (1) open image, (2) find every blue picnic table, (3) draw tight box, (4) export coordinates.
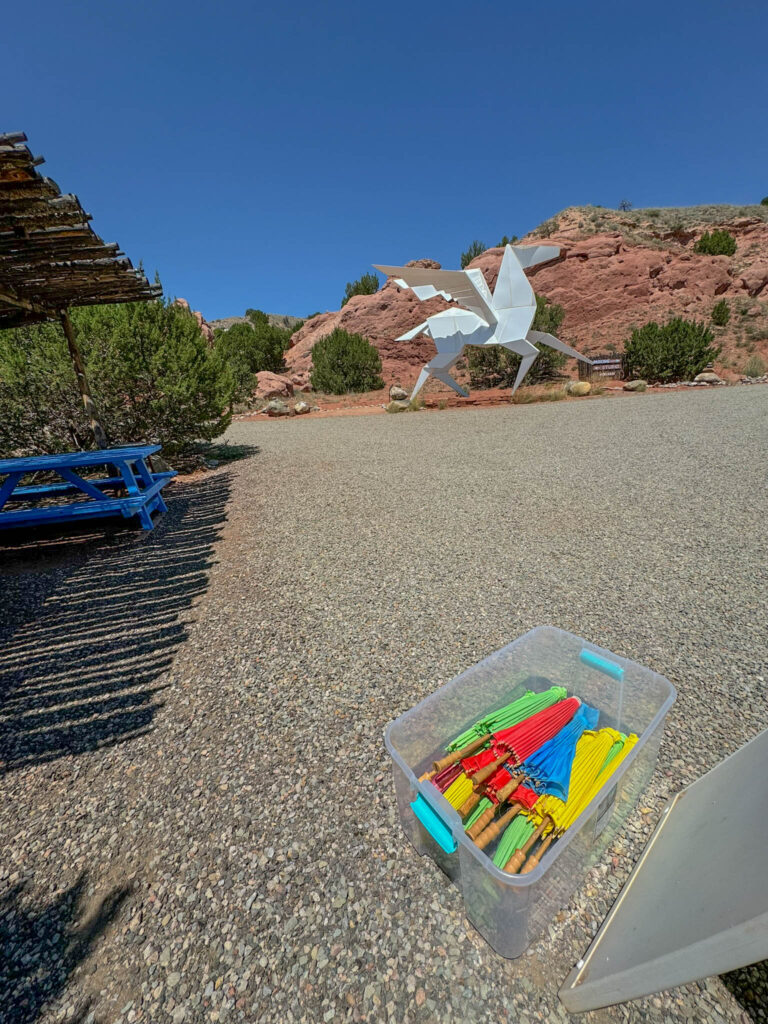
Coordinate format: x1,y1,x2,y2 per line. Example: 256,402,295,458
0,445,176,533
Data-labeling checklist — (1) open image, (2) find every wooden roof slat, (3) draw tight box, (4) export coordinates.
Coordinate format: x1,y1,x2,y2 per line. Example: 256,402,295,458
0,132,160,326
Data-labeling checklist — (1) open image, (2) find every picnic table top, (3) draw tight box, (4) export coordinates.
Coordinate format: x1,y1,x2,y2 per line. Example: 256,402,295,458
0,445,161,475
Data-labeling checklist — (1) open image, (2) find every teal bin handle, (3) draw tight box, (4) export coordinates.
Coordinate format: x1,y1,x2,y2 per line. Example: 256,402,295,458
410,794,457,854
580,648,624,681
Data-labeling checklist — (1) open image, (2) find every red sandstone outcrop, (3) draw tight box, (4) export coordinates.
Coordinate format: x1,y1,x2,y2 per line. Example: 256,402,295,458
174,298,215,344
254,371,294,399
285,260,451,383
282,209,768,387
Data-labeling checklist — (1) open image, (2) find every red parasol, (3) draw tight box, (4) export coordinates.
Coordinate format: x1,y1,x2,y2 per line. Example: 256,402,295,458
463,696,581,827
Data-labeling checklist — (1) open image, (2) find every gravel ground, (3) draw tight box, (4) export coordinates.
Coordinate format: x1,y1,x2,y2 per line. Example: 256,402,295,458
1,386,766,1024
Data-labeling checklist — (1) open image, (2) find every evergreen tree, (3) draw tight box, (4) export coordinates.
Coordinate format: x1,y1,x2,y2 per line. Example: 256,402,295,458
0,296,231,457
460,240,487,268
341,273,380,307
310,329,384,394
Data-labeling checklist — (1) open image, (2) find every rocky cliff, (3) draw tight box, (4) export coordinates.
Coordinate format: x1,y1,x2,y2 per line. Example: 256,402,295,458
285,205,768,387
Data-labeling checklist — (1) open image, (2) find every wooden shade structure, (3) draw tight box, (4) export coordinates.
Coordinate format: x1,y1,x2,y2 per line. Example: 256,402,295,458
0,131,162,446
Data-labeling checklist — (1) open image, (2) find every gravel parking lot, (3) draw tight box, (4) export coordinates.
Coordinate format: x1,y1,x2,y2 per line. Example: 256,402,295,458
1,387,766,1024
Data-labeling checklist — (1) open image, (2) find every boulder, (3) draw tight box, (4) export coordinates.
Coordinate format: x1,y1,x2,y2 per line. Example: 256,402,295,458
693,372,723,384
293,401,311,415
255,371,294,399
263,399,290,417
389,385,409,401
623,379,647,392
386,400,411,413
566,380,591,396
740,260,768,296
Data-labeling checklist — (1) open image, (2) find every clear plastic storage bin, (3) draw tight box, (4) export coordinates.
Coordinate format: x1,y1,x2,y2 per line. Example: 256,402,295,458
384,626,676,958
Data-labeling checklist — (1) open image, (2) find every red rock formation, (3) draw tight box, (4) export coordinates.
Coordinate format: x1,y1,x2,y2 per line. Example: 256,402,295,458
254,371,294,399
174,298,214,344
285,260,451,385
284,210,768,387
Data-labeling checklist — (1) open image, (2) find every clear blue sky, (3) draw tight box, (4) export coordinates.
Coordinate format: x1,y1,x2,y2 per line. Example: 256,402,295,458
4,1,767,320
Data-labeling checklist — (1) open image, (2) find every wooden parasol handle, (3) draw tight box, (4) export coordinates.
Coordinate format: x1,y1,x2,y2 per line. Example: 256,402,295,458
520,832,555,874
466,774,524,840
458,756,512,817
473,803,521,849
470,752,508,786
418,769,437,782
432,733,491,774
503,816,551,874
458,790,484,817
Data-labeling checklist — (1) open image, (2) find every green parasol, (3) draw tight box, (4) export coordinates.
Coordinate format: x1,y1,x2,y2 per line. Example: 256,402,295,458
446,685,567,751
492,815,536,869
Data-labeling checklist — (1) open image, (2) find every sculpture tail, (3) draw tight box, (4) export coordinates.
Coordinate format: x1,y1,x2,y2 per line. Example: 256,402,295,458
527,330,592,363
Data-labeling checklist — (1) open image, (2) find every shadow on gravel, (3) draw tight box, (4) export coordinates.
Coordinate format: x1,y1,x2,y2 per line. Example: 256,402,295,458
0,873,131,1024
0,472,232,774
722,961,768,1021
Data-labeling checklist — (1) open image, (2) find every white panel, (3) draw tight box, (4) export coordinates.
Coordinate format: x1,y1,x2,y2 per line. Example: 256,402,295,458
492,246,535,310
560,726,768,1013
512,244,561,269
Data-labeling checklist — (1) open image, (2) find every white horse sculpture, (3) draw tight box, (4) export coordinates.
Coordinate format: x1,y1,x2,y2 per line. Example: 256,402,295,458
374,245,590,398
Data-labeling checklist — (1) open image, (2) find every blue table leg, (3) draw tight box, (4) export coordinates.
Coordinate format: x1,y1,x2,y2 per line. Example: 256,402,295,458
0,472,23,512
114,460,155,531
134,457,169,514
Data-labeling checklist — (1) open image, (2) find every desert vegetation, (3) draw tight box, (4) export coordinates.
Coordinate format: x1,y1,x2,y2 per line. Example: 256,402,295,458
460,240,487,268
743,354,766,377
694,230,737,257
711,300,731,327
309,328,384,394
0,296,231,457
623,317,721,383
341,272,380,306
212,308,301,408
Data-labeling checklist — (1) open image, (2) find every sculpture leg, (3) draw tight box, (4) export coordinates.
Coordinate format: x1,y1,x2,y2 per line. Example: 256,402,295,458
411,349,468,400
500,340,540,395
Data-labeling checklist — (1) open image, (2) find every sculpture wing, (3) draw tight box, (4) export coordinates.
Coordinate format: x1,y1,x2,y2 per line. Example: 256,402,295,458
374,264,497,327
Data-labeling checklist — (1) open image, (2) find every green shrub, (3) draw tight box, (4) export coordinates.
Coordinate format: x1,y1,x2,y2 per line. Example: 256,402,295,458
341,273,379,306
694,230,736,256
497,234,519,247
761,197,768,206
0,298,231,458
535,218,560,238
466,295,567,389
623,317,721,382
212,309,297,407
310,329,384,394
743,354,766,377
711,299,731,326
460,240,487,268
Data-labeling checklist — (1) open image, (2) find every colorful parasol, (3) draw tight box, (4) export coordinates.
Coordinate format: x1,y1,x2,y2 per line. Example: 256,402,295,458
420,686,568,783
459,696,583,820
505,727,639,874
446,685,568,751
468,702,599,842
492,814,536,869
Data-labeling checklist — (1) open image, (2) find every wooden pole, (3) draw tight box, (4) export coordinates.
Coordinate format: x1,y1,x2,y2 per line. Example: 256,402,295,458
60,308,108,449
